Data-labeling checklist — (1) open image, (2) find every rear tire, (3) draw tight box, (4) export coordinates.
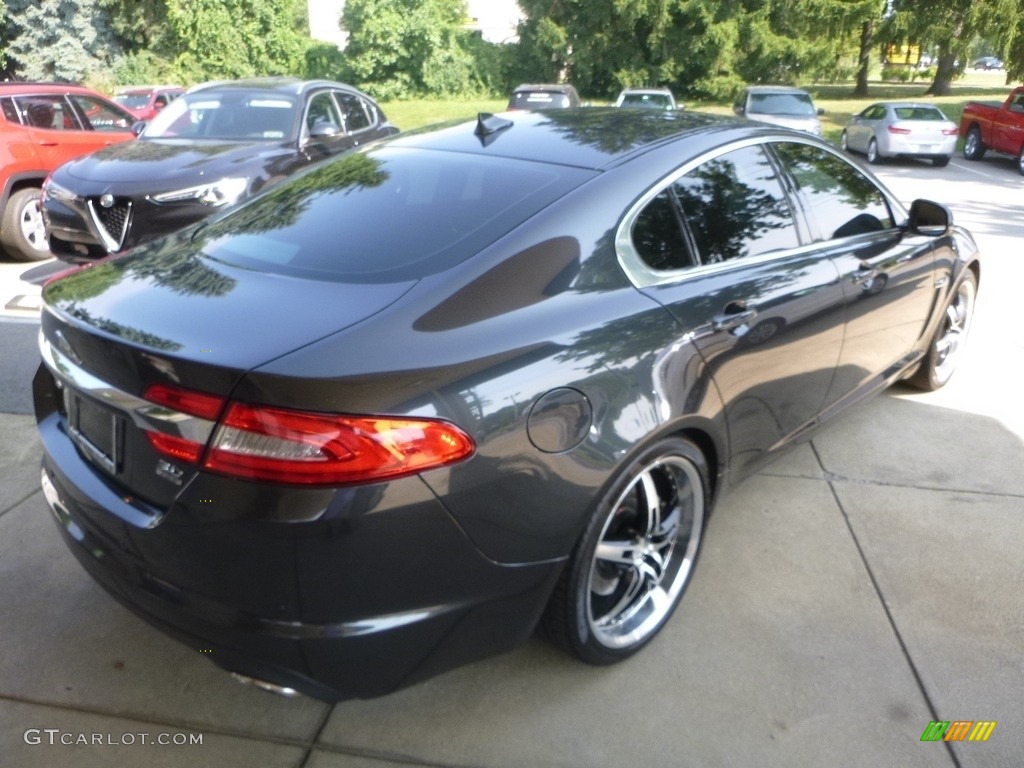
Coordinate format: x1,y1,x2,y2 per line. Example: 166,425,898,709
932,156,950,168
867,138,881,164
541,437,709,665
908,271,977,391
840,131,850,152
963,127,986,161
1017,145,1024,176
1,187,51,262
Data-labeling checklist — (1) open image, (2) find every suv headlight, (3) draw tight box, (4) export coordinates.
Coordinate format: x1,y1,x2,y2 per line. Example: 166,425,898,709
150,177,248,207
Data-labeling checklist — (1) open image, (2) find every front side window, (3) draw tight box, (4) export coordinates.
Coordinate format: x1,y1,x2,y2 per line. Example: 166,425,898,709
67,95,132,131
772,142,893,241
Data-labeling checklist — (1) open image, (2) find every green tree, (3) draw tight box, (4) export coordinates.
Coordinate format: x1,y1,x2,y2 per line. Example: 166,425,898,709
340,0,480,99
884,0,1017,95
164,0,307,81
3,0,121,81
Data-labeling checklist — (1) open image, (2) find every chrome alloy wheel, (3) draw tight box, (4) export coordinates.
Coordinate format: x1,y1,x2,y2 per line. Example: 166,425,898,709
586,455,704,650
933,276,976,385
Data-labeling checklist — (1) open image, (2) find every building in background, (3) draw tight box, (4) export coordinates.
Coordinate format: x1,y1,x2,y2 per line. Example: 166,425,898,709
306,0,521,49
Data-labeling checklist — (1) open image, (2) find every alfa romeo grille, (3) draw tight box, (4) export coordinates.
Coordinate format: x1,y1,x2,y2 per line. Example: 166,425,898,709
86,199,132,252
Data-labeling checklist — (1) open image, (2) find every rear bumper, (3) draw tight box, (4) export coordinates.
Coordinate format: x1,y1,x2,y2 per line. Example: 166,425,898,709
35,392,563,700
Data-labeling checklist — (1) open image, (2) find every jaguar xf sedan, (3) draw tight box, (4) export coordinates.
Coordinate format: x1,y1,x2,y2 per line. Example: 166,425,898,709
841,102,959,166
42,77,397,263
34,108,979,701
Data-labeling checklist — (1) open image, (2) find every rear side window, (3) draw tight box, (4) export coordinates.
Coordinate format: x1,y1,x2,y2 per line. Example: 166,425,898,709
772,142,893,241
199,147,595,282
0,97,19,123
630,144,799,271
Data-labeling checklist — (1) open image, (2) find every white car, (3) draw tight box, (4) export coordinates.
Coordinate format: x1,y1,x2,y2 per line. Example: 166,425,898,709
734,86,823,135
614,88,679,111
841,102,958,167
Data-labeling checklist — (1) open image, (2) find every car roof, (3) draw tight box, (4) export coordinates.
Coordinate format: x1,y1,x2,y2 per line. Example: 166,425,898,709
745,85,811,95
873,101,945,110
187,77,367,98
387,108,753,171
0,82,96,95
619,88,673,95
116,85,183,94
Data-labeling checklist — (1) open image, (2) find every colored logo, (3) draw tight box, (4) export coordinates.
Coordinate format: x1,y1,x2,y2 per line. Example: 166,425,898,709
921,721,996,742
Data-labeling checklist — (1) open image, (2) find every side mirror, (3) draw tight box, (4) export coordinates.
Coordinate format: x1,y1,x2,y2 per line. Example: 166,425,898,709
817,107,825,116
734,105,745,116
131,120,147,136
309,120,341,139
907,199,951,236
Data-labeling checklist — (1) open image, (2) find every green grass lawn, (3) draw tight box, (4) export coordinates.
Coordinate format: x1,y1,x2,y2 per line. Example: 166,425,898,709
383,70,1017,147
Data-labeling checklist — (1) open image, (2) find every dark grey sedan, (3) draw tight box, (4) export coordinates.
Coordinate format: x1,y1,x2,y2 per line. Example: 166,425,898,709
35,109,979,701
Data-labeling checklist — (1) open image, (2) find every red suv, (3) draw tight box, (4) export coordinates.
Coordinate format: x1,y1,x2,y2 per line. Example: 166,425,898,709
0,82,136,261
113,85,184,122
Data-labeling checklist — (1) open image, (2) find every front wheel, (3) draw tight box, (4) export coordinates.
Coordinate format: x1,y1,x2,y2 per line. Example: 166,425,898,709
840,131,850,152
1,187,51,262
1017,145,1024,176
541,437,709,665
963,127,986,161
908,270,977,391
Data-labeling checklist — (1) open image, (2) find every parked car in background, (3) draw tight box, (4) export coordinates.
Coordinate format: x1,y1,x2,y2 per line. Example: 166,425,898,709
0,82,135,261
36,108,979,701
973,56,1003,70
733,86,824,136
42,77,397,262
960,86,1024,175
614,87,679,111
841,102,959,166
507,83,582,110
113,85,185,122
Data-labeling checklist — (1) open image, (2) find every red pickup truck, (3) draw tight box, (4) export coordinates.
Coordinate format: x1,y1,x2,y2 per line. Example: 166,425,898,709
960,86,1024,174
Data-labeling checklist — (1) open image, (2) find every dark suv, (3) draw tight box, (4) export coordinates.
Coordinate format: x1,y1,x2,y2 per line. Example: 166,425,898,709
43,77,397,262
0,82,135,261
507,84,582,111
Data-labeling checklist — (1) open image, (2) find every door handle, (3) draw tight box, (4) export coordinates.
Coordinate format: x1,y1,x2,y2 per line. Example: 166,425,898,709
712,303,757,331
852,264,879,287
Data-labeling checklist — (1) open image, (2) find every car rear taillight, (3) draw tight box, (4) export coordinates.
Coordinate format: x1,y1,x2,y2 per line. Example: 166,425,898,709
942,127,959,135
139,385,474,485
887,125,912,134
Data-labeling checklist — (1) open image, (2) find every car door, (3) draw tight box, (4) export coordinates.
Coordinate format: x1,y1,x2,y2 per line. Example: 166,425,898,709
847,105,882,152
628,142,849,476
770,141,937,409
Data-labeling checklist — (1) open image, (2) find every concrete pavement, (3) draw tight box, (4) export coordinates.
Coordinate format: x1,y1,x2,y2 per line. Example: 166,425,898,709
1,159,1022,767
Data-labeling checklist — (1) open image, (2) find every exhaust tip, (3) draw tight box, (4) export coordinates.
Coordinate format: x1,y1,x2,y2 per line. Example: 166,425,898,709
230,672,300,698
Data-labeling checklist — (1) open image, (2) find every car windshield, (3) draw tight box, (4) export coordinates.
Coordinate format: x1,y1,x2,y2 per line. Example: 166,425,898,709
197,147,596,283
893,107,946,121
143,90,298,140
749,93,816,117
620,94,672,110
115,94,150,109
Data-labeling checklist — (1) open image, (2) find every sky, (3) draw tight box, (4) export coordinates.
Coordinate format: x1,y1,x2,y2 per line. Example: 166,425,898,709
306,0,524,47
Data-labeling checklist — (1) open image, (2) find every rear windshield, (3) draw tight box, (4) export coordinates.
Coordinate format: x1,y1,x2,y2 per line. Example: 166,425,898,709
509,91,573,110
749,93,816,117
893,107,946,121
620,93,673,110
198,147,595,283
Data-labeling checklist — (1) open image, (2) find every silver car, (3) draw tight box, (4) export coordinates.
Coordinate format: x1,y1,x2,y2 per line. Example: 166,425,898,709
734,86,823,135
841,102,958,167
